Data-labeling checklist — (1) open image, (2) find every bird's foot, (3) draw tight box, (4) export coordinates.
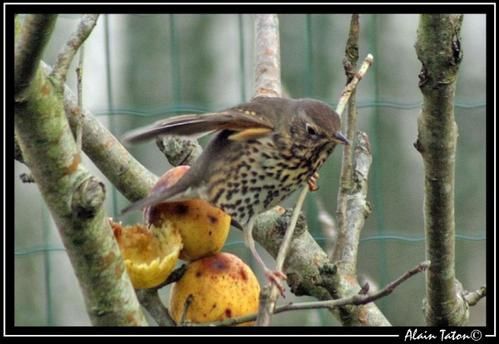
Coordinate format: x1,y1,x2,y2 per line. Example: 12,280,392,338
307,172,320,191
264,269,287,297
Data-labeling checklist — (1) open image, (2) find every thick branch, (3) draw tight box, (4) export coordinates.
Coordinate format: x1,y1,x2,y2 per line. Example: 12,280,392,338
253,14,281,98
14,66,147,325
15,16,146,325
415,14,466,326
252,207,390,325
15,14,57,99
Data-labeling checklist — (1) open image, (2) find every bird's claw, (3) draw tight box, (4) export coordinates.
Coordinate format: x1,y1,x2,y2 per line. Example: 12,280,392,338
307,172,320,192
265,269,287,297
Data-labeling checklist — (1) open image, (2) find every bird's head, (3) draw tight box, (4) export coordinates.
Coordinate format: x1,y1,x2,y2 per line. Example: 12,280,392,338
290,99,349,154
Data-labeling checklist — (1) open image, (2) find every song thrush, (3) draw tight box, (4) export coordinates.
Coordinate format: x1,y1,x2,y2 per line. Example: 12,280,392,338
122,96,348,293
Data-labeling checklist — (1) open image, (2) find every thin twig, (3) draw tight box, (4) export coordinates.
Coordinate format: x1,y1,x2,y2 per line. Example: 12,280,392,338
151,264,188,290
335,54,373,117
51,14,99,84
463,286,486,306
256,186,309,325
275,187,310,278
191,260,430,326
179,295,194,326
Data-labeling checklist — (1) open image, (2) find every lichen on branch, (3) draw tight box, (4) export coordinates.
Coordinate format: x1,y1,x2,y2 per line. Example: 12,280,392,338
415,14,470,326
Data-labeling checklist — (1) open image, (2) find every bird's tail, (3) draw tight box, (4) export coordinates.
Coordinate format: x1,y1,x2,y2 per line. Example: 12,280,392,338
121,177,196,215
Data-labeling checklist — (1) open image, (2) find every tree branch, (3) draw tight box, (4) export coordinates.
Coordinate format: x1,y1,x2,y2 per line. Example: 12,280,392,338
253,14,281,98
14,69,147,327
134,264,188,326
136,289,175,326
15,19,147,326
190,260,429,326
156,136,203,167
51,14,100,85
414,14,468,326
334,14,365,273
251,205,390,325
252,13,283,325
335,54,373,118
337,14,360,189
333,131,372,272
15,14,57,99
463,286,486,306
256,185,309,325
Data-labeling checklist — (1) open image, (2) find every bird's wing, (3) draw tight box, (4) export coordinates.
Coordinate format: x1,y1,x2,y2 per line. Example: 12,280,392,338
122,110,273,144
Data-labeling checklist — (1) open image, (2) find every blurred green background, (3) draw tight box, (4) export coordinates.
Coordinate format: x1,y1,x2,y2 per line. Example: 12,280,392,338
14,14,486,326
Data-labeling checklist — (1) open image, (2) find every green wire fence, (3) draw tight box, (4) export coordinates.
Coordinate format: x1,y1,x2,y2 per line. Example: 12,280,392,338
14,13,487,326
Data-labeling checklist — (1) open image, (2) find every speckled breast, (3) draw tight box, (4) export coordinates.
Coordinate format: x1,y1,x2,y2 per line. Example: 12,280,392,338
206,136,328,225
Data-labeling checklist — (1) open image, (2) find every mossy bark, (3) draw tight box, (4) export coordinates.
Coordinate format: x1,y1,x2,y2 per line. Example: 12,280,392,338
414,14,469,326
15,15,147,326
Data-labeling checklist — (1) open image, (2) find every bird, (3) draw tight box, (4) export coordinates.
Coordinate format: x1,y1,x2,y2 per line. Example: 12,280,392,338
121,96,349,294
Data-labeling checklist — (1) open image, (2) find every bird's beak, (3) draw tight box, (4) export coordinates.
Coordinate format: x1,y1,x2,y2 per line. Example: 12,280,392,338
333,131,350,145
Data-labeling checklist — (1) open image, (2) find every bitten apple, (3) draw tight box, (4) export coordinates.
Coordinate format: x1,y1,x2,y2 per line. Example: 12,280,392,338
144,166,231,261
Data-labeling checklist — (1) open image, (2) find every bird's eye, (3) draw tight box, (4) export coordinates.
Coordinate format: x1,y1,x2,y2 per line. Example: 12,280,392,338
306,123,319,138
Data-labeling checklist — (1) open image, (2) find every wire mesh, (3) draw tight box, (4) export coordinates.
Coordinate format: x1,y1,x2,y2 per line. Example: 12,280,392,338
14,13,487,326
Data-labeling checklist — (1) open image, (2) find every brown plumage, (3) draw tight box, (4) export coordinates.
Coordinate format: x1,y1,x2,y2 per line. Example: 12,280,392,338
122,96,348,292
